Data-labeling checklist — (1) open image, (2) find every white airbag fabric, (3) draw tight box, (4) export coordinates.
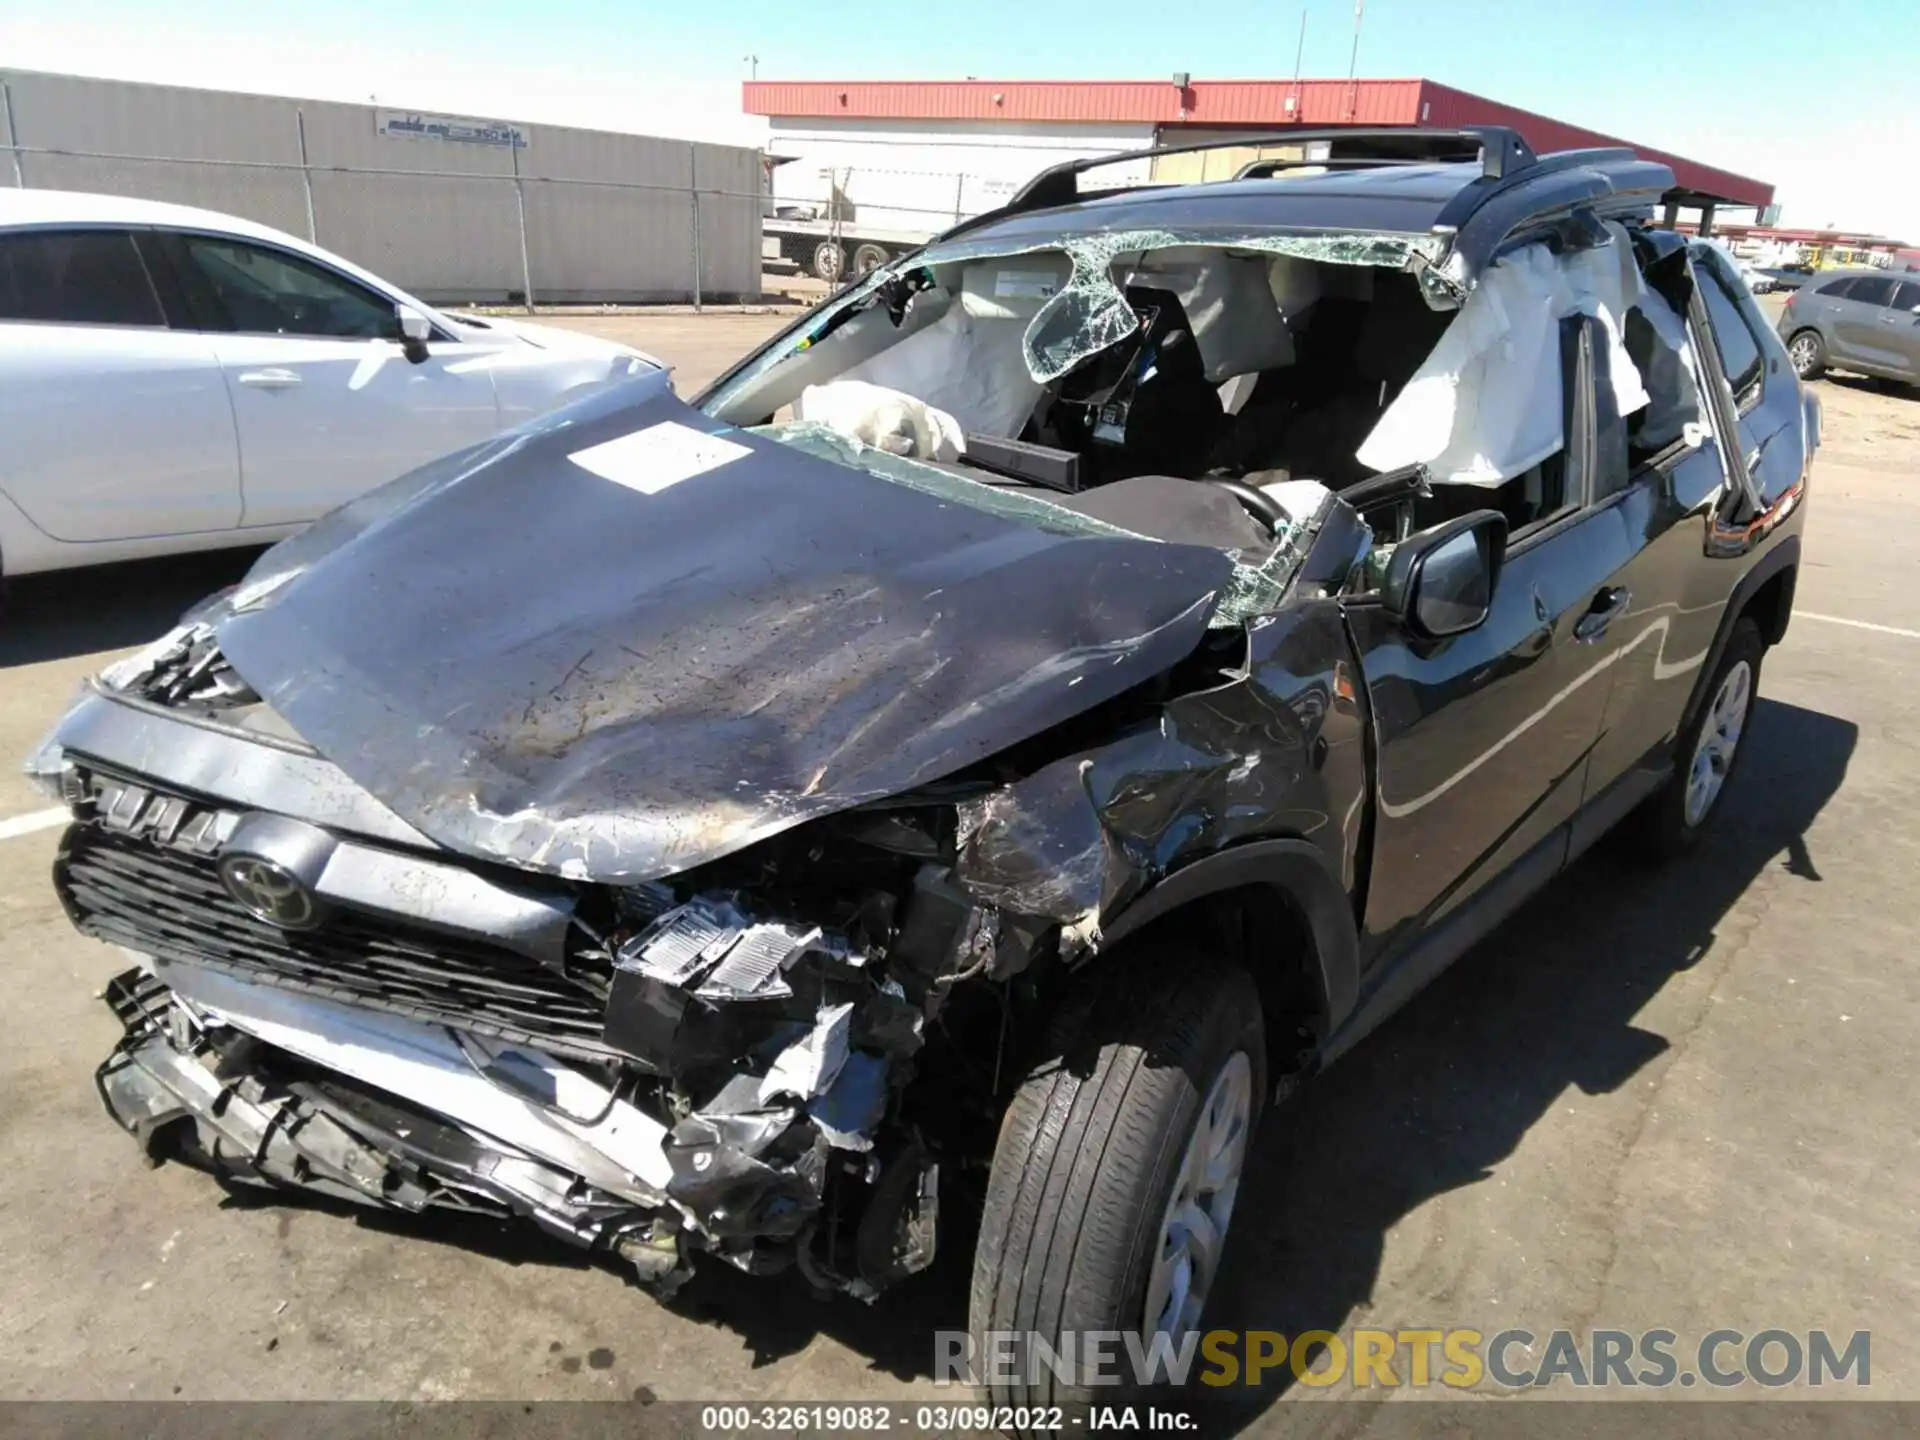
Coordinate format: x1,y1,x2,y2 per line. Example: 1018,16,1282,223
794,380,965,461
1122,247,1297,380
1356,227,1659,487
841,310,1043,438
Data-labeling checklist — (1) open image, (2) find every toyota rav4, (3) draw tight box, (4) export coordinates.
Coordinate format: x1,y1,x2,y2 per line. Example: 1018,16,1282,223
32,127,1816,1418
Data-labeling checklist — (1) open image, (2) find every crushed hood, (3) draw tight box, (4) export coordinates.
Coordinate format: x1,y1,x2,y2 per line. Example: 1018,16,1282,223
209,390,1234,883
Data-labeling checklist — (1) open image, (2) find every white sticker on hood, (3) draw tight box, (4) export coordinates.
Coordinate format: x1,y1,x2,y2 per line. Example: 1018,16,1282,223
567,421,750,494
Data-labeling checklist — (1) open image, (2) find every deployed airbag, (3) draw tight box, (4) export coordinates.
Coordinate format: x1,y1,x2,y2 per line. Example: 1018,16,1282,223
1357,227,1657,486
793,380,964,461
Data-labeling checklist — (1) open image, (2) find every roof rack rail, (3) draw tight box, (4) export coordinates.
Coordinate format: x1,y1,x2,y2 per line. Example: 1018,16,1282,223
1005,125,1539,215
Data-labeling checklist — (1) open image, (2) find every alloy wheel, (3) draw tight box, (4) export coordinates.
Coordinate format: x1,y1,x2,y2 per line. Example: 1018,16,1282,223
1685,659,1752,827
1142,1051,1253,1338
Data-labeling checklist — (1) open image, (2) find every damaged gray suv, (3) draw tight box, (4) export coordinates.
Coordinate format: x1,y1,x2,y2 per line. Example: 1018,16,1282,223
34,127,1816,1414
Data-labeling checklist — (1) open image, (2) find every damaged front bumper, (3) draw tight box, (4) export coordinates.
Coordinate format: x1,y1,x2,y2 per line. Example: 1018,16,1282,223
98,964,691,1276
97,949,936,1295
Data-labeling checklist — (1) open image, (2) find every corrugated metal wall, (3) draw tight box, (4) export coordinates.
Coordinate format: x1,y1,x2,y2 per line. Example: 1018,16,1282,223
1,69,764,303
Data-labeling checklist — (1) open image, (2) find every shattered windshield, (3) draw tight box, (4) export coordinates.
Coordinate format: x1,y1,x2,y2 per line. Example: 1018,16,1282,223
704,224,1453,626
708,225,1451,403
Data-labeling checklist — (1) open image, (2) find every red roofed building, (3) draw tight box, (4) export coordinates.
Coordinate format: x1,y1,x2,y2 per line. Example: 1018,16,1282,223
744,77,1773,276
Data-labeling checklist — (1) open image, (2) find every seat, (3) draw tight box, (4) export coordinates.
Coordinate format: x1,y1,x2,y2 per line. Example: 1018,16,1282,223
1110,286,1227,477
1291,275,1454,486
1220,276,1452,488
1048,286,1225,481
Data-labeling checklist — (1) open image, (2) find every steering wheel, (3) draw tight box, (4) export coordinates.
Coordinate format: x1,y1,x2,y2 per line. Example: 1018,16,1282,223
1204,477,1288,534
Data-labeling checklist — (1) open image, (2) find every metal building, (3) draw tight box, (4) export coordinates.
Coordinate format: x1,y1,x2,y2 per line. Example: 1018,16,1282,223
745,76,1775,278
1,68,766,304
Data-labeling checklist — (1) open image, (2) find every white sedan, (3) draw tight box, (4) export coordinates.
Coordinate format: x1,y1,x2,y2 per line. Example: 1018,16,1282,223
0,189,672,575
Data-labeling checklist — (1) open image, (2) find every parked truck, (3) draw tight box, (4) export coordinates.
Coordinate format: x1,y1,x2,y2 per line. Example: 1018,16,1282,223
762,161,1021,281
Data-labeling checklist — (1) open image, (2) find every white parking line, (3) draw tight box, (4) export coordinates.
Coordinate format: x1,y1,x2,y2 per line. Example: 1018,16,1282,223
0,806,70,842
1799,612,1920,641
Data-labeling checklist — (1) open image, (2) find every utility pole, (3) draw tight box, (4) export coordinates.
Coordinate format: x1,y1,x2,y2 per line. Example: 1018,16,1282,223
1288,9,1307,119
742,54,760,80
1345,0,1364,118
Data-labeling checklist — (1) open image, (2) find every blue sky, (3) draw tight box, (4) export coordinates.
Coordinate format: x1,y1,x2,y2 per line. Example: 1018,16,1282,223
5,0,1916,238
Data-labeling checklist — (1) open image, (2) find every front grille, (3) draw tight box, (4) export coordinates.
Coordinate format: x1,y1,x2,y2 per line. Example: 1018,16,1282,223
58,822,619,1063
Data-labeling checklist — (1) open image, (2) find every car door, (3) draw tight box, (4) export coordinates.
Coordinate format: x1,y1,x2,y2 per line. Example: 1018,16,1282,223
1829,274,1901,373
0,226,240,543
1582,240,1768,814
1344,315,1637,962
1785,275,1854,361
150,229,503,528
1886,279,1920,380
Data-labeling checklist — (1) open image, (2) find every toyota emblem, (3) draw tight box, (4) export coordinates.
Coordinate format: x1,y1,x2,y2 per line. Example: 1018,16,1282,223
218,854,321,930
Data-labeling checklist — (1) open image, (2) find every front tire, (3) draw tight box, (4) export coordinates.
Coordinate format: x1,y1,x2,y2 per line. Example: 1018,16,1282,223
1787,328,1827,381
969,950,1266,1421
1634,617,1764,859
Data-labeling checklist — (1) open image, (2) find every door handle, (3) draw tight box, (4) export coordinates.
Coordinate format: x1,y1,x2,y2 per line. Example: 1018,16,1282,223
236,368,302,389
1573,586,1632,643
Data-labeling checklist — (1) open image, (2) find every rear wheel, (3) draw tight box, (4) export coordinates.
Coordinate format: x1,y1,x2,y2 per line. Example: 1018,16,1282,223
970,949,1266,1424
851,242,890,276
1634,617,1764,859
1787,329,1827,380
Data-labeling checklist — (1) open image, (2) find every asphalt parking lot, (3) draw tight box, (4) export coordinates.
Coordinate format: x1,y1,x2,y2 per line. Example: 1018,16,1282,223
2,306,1916,1426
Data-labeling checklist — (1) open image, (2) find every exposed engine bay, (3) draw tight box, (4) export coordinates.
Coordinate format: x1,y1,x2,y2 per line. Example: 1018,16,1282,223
64,694,1034,1296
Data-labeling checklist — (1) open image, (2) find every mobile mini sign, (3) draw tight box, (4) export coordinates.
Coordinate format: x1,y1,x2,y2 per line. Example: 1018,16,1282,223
375,109,527,149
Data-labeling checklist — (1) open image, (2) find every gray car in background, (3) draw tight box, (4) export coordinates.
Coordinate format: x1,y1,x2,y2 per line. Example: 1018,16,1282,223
1777,267,1920,386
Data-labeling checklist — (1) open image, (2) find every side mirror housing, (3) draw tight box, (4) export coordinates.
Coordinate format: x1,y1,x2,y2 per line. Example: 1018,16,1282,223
395,304,433,364
1382,509,1508,639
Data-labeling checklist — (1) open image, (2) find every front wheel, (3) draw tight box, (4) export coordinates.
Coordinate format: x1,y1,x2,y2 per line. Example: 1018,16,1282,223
1787,328,1827,381
969,950,1266,1422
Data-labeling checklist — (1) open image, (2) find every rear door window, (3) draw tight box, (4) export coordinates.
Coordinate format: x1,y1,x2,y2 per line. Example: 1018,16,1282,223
0,229,166,327
1892,280,1920,312
1623,247,1704,469
1847,276,1897,308
1694,259,1766,405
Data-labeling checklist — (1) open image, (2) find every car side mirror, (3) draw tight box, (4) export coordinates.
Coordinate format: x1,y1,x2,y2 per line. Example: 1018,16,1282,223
1382,509,1508,639
395,304,433,364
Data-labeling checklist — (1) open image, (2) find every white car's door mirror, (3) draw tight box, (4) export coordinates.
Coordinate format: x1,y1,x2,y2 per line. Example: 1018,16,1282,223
395,305,432,364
